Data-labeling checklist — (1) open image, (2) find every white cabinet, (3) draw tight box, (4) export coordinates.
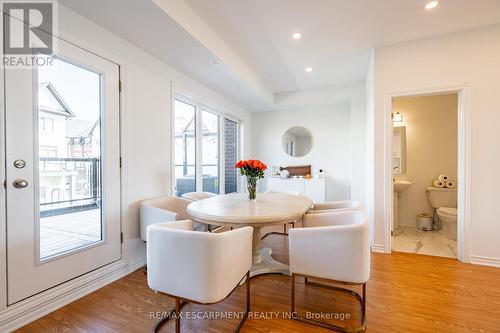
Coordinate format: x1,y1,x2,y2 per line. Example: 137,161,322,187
267,177,325,203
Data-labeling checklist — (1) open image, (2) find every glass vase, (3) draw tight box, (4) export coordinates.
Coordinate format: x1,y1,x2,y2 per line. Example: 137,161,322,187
246,176,258,201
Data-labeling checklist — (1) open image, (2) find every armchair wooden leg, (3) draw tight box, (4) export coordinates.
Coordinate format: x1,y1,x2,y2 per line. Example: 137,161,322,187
291,273,367,332
361,282,366,326
291,274,296,315
152,271,250,333
152,299,187,333
246,271,251,314
261,221,295,240
175,298,181,333
235,271,251,332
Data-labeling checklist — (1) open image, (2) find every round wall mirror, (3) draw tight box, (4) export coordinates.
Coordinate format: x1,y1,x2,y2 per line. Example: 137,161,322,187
282,126,313,157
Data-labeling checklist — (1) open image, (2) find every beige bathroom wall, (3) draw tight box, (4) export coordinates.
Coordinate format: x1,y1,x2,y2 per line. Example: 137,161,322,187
393,93,458,226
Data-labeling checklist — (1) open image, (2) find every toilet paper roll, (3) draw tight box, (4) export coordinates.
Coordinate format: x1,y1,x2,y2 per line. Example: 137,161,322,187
433,180,445,188
437,174,449,182
445,180,456,189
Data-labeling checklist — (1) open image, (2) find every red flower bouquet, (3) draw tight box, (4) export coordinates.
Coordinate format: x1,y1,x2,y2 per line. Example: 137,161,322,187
235,159,267,200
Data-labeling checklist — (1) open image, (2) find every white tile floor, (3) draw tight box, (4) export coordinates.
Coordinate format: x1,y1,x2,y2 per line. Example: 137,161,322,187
392,226,457,258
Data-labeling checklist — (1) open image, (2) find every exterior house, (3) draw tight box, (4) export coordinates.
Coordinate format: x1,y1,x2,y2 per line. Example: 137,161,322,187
38,82,100,216
38,82,75,207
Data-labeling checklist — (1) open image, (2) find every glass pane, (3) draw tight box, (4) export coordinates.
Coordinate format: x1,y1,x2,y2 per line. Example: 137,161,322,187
37,55,102,260
202,111,220,194
224,119,238,194
174,100,196,196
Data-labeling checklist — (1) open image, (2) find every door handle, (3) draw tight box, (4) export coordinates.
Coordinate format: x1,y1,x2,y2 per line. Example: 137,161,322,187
13,179,28,189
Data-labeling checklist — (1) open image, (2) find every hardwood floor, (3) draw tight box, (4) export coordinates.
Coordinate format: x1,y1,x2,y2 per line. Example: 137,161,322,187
17,235,500,333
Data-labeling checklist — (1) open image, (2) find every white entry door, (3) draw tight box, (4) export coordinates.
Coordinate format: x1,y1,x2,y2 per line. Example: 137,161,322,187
5,36,122,304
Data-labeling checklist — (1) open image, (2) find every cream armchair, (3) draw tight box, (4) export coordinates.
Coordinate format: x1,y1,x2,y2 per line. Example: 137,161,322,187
147,220,253,333
261,189,301,239
140,196,205,242
181,192,220,231
181,191,218,201
289,210,370,332
308,200,362,214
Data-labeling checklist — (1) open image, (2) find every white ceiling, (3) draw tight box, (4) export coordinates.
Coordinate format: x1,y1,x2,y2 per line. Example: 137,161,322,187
185,0,500,93
61,0,500,111
59,0,272,110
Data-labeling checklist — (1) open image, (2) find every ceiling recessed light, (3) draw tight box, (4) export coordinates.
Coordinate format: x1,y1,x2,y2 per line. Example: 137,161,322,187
305,67,313,73
209,59,221,66
292,32,302,40
425,1,439,10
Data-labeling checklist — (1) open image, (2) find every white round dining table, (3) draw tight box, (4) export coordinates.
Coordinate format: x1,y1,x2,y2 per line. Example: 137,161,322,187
187,192,313,277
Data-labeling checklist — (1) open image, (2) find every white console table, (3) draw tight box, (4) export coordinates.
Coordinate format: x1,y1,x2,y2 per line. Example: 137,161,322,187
267,177,325,203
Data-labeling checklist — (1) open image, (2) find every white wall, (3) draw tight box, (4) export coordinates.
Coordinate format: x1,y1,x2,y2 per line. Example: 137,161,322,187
252,102,351,202
393,94,458,226
370,25,500,266
57,5,253,262
350,85,367,205
253,82,367,204
365,51,376,249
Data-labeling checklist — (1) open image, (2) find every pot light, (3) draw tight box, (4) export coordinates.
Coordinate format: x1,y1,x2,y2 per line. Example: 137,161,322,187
292,32,302,40
305,67,313,73
425,1,439,10
209,59,221,66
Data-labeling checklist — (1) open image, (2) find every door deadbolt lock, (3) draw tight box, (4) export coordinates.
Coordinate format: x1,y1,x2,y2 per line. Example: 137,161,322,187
13,179,28,189
13,159,26,169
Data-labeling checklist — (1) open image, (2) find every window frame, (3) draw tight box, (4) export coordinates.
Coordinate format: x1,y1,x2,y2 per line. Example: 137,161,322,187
222,116,240,195
172,97,197,196
199,107,220,194
39,116,54,133
172,93,241,196
39,145,58,157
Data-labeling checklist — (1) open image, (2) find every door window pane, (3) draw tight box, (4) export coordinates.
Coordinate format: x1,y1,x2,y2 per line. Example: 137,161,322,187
224,119,238,194
202,111,220,194
37,55,102,260
174,100,196,196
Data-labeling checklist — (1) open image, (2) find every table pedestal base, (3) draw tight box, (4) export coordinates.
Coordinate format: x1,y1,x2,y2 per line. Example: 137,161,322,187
250,248,290,277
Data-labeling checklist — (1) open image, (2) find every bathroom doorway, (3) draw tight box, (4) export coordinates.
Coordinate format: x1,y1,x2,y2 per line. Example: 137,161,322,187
387,88,469,260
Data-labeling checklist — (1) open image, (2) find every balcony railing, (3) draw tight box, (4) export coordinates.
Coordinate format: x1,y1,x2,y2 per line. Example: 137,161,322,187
39,157,101,218
174,163,219,196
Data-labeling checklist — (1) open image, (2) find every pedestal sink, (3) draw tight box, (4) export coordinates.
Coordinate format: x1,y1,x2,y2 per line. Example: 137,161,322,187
393,180,412,231
394,180,412,193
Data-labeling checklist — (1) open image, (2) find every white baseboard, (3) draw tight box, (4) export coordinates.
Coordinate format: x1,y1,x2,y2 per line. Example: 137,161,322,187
0,257,146,332
371,243,387,253
470,255,500,268
125,236,146,264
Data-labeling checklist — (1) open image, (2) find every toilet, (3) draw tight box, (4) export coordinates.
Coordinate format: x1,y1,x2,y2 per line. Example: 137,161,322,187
426,187,457,240
436,207,457,241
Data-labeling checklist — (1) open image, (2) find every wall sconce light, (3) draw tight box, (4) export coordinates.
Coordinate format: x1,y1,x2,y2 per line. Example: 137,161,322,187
393,112,403,123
